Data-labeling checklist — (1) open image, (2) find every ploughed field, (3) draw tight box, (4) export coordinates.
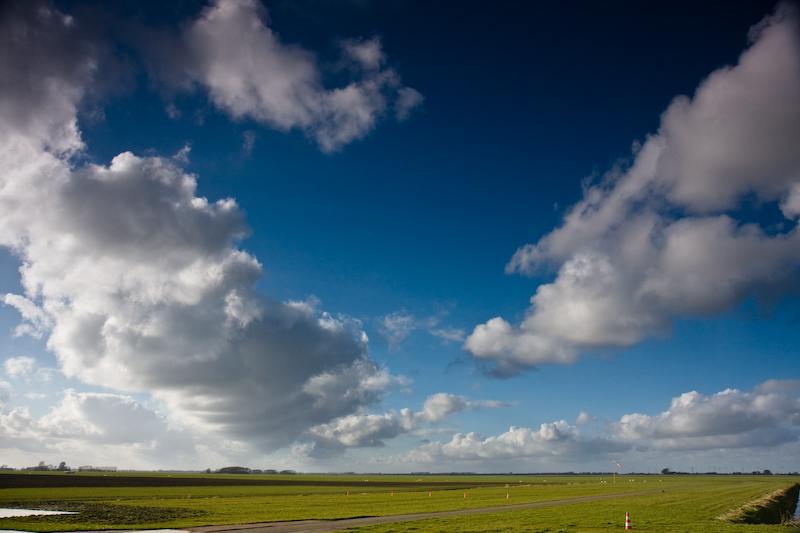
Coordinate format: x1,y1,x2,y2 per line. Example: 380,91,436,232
0,472,797,533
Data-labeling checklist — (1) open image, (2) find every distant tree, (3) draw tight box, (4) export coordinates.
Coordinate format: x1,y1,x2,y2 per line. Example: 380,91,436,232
763,469,772,475
205,468,211,474
217,466,251,474
661,468,671,475
57,461,69,471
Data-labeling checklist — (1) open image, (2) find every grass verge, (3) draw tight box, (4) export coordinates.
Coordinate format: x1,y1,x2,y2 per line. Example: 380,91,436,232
718,483,799,525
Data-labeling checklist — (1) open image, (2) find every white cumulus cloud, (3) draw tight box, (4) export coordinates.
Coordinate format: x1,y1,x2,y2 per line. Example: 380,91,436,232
144,0,422,153
4,357,36,379
0,0,405,455
465,5,800,375
291,392,507,459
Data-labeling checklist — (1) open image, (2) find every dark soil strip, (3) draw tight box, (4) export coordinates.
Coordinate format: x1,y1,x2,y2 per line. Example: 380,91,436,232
188,488,683,533
0,474,503,490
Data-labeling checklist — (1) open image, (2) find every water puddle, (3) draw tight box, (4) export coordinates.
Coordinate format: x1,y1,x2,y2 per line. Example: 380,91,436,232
0,508,77,518
794,491,800,522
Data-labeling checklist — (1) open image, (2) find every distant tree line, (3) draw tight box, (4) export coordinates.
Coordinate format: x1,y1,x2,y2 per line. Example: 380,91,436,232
22,461,71,471
212,466,296,474
661,467,781,475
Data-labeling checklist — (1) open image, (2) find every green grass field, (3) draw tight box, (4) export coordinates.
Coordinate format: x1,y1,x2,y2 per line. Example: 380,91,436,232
0,472,797,532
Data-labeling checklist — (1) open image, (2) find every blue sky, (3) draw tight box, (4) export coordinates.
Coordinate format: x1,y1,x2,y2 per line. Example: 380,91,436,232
0,0,799,473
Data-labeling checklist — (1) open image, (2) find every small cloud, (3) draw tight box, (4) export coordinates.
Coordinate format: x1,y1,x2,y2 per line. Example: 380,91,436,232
379,310,465,348
444,357,467,374
340,36,385,70
242,130,257,155
378,310,417,349
430,327,466,343
4,356,36,378
3,295,53,338
395,87,424,121
576,412,596,426
173,143,191,164
165,103,180,119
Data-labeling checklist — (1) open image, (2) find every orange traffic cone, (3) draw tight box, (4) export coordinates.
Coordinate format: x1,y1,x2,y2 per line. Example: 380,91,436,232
463,493,467,498
625,512,632,529
429,492,431,497
506,494,509,499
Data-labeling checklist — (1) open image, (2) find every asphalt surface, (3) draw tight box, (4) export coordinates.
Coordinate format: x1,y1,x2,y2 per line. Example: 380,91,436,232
186,488,679,533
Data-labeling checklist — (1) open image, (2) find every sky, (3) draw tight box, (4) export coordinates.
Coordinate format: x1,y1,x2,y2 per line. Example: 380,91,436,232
0,0,799,474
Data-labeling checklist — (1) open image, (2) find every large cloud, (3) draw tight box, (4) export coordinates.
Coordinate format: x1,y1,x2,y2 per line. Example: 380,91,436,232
142,0,422,152
391,380,800,469
465,5,800,375
610,381,800,451
0,1,407,454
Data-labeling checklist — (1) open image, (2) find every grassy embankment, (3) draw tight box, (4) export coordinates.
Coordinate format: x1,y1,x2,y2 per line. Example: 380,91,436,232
0,472,797,532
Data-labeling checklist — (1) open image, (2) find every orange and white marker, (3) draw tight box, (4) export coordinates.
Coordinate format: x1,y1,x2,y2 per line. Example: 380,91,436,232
463,493,467,498
506,494,509,499
391,492,394,496
429,492,431,497
625,512,632,529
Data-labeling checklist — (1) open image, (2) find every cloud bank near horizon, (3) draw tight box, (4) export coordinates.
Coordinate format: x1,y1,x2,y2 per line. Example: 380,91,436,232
2,377,797,470
464,5,800,376
386,380,800,471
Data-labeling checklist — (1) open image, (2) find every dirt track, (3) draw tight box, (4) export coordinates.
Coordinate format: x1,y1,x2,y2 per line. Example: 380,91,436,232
186,488,681,533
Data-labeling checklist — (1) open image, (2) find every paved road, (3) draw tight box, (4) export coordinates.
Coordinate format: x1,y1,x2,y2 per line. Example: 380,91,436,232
187,488,679,533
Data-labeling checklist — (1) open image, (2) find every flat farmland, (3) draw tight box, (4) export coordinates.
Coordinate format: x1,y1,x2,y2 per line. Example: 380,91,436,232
0,472,796,532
